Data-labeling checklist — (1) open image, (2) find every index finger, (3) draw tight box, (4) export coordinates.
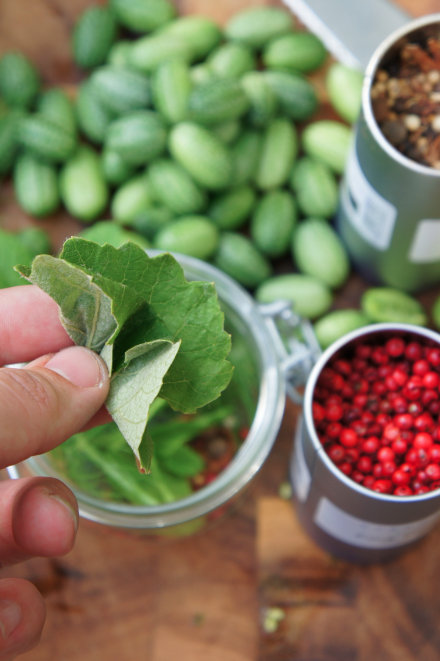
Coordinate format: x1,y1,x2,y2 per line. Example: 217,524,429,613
0,285,72,365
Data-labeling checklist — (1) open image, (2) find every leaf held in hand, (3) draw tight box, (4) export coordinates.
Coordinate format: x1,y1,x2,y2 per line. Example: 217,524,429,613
16,237,233,470
107,338,181,469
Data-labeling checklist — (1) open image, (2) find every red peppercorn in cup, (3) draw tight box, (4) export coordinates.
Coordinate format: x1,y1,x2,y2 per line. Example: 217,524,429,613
290,322,440,563
313,332,440,497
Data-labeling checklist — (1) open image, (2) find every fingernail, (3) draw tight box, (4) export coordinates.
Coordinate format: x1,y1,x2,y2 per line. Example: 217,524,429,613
45,346,107,388
0,600,21,640
46,492,79,535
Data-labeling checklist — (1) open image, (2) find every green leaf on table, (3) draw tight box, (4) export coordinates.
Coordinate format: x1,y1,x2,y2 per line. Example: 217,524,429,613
15,237,233,471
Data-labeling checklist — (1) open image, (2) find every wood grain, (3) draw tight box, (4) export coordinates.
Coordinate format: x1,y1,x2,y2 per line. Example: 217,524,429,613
1,1,440,660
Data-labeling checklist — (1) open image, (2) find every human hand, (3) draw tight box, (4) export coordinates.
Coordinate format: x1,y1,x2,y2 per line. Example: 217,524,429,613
0,285,110,659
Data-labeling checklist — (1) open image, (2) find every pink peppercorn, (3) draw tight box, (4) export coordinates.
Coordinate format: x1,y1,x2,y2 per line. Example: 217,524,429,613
312,333,440,497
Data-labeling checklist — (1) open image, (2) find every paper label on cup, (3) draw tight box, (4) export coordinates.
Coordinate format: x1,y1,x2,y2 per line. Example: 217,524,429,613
341,147,397,250
314,497,440,549
409,219,440,262
291,422,311,503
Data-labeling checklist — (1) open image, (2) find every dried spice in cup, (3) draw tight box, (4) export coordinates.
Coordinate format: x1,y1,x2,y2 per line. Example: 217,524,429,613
371,27,440,169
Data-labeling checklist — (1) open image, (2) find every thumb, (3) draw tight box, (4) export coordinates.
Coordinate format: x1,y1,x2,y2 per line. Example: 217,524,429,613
0,346,110,469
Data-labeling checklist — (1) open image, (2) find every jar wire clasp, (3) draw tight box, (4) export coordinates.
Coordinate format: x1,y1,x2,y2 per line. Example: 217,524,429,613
258,300,322,403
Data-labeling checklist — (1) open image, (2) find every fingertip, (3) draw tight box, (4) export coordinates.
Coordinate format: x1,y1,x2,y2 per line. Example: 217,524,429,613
0,578,45,659
0,347,110,466
13,478,79,557
44,346,109,389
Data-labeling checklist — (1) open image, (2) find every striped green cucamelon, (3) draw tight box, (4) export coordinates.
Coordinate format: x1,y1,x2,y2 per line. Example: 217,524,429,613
111,173,154,223
213,232,272,288
72,5,117,69
188,78,250,125
256,273,332,319
105,110,167,166
169,122,233,191
241,71,279,127
129,34,193,73
18,114,77,163
151,58,192,124
75,79,114,144
256,117,298,190
157,16,222,60
147,158,207,215
110,0,176,33
153,215,219,260
101,148,137,186
264,70,318,121
292,218,350,288
301,119,352,175
326,62,363,124
230,129,262,185
60,146,109,221
14,152,60,217
251,189,297,258
361,288,428,326
208,185,256,230
206,42,256,79
224,7,293,49
290,156,339,218
0,52,40,108
37,88,77,137
128,206,173,239
90,66,152,116
262,31,327,73
314,309,370,349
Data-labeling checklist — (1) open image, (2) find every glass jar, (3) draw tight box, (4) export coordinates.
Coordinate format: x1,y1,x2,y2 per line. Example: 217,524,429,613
8,253,314,533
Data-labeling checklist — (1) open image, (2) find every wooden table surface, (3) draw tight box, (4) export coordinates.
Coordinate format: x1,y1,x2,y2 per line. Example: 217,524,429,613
2,1,440,660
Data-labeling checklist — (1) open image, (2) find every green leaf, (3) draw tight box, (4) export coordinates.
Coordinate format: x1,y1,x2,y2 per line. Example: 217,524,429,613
16,237,233,470
152,404,234,457
107,338,180,470
160,444,205,478
16,254,117,352
60,238,234,411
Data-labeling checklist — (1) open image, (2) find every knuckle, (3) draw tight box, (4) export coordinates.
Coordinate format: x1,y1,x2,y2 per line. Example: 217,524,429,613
0,369,61,448
0,368,54,413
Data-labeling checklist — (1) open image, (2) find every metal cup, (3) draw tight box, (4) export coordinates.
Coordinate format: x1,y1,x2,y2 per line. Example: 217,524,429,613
336,14,440,293
290,323,440,564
